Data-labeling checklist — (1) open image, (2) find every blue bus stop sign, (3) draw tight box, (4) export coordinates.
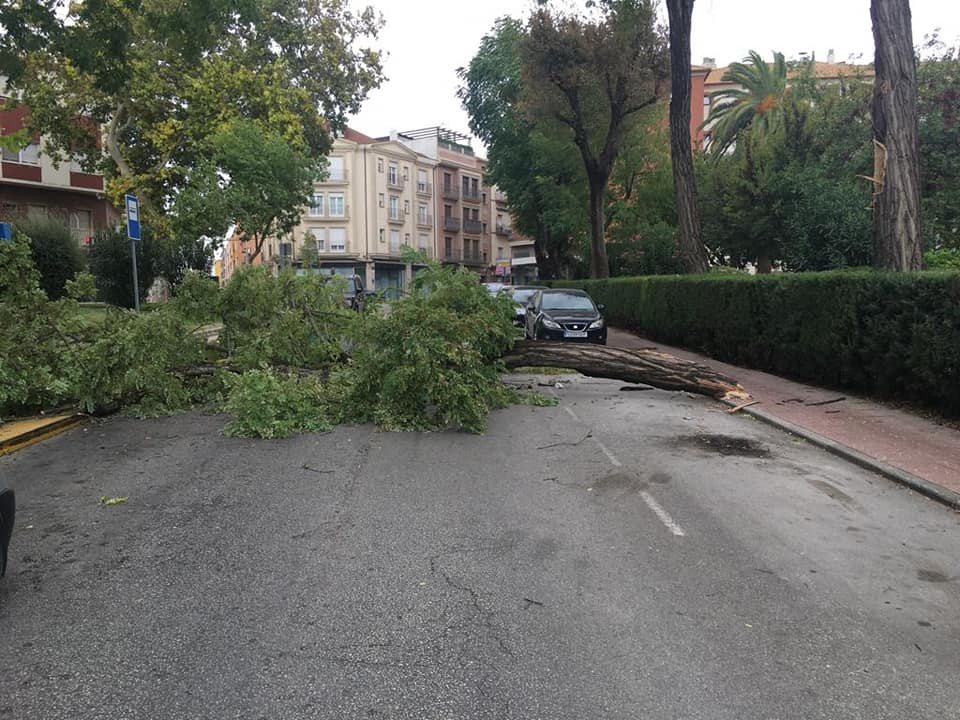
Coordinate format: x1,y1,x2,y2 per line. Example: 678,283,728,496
125,194,141,241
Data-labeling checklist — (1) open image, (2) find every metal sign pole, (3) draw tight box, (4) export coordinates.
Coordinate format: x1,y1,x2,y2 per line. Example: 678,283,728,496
130,238,140,311
125,194,142,311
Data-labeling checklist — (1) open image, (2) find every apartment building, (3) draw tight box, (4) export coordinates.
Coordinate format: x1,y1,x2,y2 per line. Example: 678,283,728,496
222,128,438,296
0,85,117,241
391,128,497,277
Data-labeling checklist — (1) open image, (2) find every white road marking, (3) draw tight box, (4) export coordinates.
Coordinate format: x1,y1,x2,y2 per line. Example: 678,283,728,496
592,438,622,467
639,490,686,537
564,402,685,537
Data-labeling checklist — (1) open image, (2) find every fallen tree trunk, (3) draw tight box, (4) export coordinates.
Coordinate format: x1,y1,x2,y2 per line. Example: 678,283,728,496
502,341,747,400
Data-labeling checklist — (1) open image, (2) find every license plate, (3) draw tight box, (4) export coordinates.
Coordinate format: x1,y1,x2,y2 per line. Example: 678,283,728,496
564,330,588,338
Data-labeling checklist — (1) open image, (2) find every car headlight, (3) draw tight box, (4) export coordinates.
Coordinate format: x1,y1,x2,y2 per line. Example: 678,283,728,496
542,318,561,330
588,318,604,329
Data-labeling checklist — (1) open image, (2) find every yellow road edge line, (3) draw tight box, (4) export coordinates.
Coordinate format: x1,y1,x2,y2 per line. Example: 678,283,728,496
0,417,88,456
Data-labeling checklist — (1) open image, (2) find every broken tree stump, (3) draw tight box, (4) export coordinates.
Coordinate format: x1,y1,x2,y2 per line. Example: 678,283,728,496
502,341,747,400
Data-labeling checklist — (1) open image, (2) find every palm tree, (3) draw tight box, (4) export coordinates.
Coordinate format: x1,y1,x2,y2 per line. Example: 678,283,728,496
704,50,788,155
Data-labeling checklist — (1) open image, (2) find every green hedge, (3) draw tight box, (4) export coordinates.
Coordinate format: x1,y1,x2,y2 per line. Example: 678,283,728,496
554,271,960,415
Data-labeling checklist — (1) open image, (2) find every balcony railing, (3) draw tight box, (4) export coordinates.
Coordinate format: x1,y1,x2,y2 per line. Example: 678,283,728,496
462,190,481,204
495,223,513,238
463,218,483,235
416,181,432,195
442,185,459,201
319,169,349,184
417,246,434,259
494,190,508,203
462,250,485,264
387,174,405,190
416,214,433,228
388,208,404,224
443,216,461,232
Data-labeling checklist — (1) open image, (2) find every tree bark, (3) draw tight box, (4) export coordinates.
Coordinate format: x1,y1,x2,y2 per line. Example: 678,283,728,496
667,0,711,274
870,0,923,270
588,177,610,278
756,252,773,274
502,341,744,400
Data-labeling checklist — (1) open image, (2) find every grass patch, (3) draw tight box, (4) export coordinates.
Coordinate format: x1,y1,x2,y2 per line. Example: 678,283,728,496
509,366,577,375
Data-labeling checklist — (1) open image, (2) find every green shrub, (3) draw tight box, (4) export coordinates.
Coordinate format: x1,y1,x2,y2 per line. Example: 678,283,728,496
16,213,85,300
87,227,158,307
223,369,332,439
335,262,517,432
172,270,220,323
556,270,960,415
925,247,960,271
65,271,98,301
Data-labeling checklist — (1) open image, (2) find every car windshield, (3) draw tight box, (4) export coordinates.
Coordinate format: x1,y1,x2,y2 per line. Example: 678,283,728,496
511,289,539,304
542,293,596,311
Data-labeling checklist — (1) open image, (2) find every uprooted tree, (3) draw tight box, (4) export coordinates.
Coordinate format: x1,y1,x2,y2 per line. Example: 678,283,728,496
1,237,743,437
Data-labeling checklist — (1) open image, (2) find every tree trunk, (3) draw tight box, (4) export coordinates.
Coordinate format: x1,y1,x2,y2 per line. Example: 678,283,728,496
503,341,744,400
756,253,773,274
870,0,923,270
588,177,610,278
667,0,711,274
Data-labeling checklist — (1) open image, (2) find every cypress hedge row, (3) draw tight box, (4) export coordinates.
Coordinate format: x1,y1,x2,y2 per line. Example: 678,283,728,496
553,271,960,415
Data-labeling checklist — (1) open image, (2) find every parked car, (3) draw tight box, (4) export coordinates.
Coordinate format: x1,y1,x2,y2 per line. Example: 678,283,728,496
482,281,508,297
508,285,547,327
525,288,607,344
0,488,14,578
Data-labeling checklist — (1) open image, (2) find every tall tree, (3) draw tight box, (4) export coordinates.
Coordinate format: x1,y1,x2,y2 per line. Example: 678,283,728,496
870,0,923,269
705,51,788,155
666,0,710,273
520,0,668,278
458,17,585,280
0,0,383,213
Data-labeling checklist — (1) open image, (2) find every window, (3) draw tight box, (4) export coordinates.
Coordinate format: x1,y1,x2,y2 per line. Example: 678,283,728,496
471,178,479,196
307,228,326,251
329,228,346,252
389,229,400,252
402,166,409,180
2,142,40,164
328,156,345,181
482,192,487,204
462,176,470,195
389,195,400,219
418,233,429,250
404,233,410,244
403,200,409,215
388,163,398,185
443,172,452,190
328,193,345,217
418,203,428,224
444,204,453,219
377,157,384,172
379,193,385,208
497,246,504,260
417,170,428,193
704,96,711,106
70,209,93,244
379,228,385,243
444,236,453,257
309,193,324,216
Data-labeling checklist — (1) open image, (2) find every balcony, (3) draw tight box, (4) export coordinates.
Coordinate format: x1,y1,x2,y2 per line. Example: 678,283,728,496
495,223,513,238
416,214,433,228
416,181,432,195
442,185,459,201
462,250,486,265
463,218,483,235
416,246,434,259
319,168,349,184
443,216,461,232
387,174,405,190
494,190,508,203
462,189,481,204
388,208,404,224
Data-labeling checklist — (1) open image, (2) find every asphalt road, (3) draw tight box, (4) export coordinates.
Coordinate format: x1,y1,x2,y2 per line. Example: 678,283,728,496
1,375,958,719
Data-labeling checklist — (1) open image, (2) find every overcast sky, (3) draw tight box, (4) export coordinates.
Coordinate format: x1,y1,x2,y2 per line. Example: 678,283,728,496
349,0,960,152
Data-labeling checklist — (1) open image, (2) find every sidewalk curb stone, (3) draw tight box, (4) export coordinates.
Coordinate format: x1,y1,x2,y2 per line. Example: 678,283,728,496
724,399,960,511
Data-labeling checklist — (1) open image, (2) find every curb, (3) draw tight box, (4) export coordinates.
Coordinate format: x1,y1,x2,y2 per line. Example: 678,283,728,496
0,415,88,456
724,400,960,511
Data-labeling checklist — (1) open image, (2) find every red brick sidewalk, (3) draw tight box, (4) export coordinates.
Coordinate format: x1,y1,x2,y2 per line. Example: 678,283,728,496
608,328,960,500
